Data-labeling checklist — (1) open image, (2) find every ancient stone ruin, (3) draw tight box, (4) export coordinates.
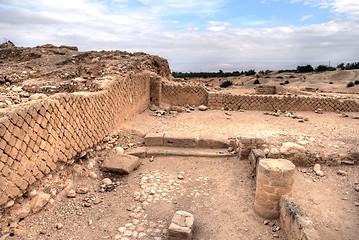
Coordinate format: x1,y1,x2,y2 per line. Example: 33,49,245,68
0,44,358,239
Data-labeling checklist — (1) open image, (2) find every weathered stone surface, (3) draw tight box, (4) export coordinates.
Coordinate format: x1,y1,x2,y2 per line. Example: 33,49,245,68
313,164,321,172
280,142,306,155
249,149,266,175
67,189,76,198
31,192,51,213
280,196,319,240
197,134,229,148
145,132,164,146
13,203,31,219
113,147,125,155
76,187,89,194
198,105,208,111
101,154,141,174
164,132,198,148
168,210,194,240
102,178,113,185
254,159,295,219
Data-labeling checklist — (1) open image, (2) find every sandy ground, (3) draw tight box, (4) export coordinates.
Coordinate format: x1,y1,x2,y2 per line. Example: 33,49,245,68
2,156,285,240
124,109,359,155
294,165,359,240
1,109,358,240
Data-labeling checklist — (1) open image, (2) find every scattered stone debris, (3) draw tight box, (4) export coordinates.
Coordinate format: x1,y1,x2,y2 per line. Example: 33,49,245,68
55,223,63,230
313,164,325,177
337,170,347,176
264,110,309,122
66,189,76,198
314,108,323,114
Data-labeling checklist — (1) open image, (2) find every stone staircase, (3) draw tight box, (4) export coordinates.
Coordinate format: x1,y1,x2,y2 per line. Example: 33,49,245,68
126,132,237,158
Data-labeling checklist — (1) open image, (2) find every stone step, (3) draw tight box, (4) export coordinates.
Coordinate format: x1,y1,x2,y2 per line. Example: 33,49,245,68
126,147,235,158
144,132,233,149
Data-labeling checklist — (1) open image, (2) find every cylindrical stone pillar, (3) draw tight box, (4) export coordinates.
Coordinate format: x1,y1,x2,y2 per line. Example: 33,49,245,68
254,158,295,219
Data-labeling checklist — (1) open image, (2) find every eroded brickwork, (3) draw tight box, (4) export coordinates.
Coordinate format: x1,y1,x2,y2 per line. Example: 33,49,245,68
0,73,151,206
161,81,208,106
208,92,359,112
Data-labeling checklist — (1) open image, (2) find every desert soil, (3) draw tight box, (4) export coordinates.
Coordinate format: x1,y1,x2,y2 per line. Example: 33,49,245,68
1,109,358,240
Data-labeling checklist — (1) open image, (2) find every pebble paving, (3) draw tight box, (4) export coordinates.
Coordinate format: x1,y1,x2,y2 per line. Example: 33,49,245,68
114,171,209,240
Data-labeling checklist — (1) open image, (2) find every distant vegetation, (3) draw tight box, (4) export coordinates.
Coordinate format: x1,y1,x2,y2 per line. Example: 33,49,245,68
337,62,359,70
172,69,256,78
172,61,359,79
347,82,355,88
219,80,233,88
348,80,359,88
254,79,261,84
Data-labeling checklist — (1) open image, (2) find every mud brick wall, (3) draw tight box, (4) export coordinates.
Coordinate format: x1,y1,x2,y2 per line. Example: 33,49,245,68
208,93,359,112
161,81,208,106
0,72,151,207
255,85,277,95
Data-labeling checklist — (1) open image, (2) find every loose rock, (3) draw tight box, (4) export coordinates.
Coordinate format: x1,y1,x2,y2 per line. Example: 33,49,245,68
55,223,63,230
67,190,76,198
88,172,98,179
31,192,51,213
337,170,347,176
198,105,208,111
102,178,113,185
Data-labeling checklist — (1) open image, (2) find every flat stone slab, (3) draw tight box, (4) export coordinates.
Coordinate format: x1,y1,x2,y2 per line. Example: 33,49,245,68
126,147,233,158
168,210,194,240
101,153,140,174
144,132,231,149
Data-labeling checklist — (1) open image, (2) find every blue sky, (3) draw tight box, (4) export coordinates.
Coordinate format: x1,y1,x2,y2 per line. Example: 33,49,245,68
0,0,358,71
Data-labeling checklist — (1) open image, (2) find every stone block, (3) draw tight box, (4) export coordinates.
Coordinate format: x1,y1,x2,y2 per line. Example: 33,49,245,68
168,210,194,240
197,134,229,148
144,132,165,146
164,132,197,148
101,153,141,174
249,149,266,175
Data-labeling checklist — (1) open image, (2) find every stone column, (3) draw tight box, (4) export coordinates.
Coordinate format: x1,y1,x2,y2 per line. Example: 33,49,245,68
253,158,295,219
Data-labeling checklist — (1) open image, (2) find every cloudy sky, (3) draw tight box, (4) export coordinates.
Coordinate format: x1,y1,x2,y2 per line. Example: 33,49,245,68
0,0,358,71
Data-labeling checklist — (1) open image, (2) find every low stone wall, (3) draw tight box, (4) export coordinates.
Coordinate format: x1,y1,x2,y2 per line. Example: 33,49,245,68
236,136,265,159
255,85,277,95
0,72,151,207
161,81,208,106
208,92,359,112
158,79,359,112
280,195,319,240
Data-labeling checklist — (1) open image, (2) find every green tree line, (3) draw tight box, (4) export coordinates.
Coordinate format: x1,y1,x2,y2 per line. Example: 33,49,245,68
173,61,359,79
172,69,256,78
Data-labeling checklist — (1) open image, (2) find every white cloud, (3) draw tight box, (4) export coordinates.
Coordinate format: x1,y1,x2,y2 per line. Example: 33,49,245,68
333,0,359,19
207,21,230,31
300,14,313,21
0,0,358,71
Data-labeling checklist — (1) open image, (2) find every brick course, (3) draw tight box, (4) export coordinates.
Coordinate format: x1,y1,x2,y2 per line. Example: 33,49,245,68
0,73,151,207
